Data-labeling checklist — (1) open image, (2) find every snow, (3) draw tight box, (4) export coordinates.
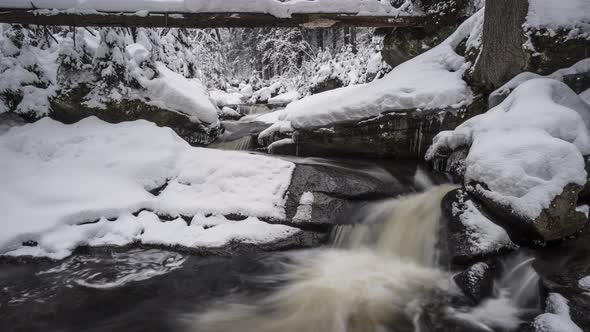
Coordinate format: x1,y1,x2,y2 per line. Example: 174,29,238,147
5,212,300,260
0,117,296,256
268,9,484,129
490,58,590,107
137,61,219,125
209,89,244,107
0,25,59,116
452,193,516,255
0,0,423,18
268,90,300,105
533,293,583,332
268,138,294,154
293,192,315,222
526,0,590,37
258,120,294,145
581,89,590,105
427,79,590,220
579,276,590,291
220,106,241,118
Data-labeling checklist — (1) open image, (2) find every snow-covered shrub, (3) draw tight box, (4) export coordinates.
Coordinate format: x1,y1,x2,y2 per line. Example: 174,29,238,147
0,24,58,117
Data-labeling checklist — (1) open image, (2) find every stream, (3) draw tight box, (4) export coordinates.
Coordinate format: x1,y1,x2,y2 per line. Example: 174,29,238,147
0,154,542,332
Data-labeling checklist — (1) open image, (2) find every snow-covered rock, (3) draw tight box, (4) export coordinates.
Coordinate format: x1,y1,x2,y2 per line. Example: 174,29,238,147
533,293,583,332
428,79,590,241
269,9,484,129
442,189,516,264
0,117,296,257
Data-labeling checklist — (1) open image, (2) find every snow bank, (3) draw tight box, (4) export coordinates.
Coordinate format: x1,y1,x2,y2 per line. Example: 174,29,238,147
0,117,295,255
5,212,299,260
526,0,590,37
271,9,484,129
533,293,583,332
427,79,590,220
0,0,422,18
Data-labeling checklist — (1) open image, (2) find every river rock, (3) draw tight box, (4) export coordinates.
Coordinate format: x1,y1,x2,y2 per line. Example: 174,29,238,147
467,182,587,243
290,97,486,160
440,189,517,265
453,260,498,304
281,161,408,229
50,85,220,146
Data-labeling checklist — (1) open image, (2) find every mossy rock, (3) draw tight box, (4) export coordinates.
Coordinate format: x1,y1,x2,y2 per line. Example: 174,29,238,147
49,85,219,146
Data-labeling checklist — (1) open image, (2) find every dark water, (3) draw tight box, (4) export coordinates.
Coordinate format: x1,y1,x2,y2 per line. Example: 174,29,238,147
0,250,292,332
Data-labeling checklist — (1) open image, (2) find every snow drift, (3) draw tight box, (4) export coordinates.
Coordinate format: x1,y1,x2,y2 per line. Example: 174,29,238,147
0,117,296,258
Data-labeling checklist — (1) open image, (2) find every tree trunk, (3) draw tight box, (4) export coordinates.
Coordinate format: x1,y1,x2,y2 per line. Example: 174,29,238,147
471,0,529,90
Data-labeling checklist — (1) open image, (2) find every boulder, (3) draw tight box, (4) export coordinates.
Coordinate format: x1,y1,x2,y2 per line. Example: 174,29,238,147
467,183,587,243
50,85,220,146
281,161,412,229
290,96,486,160
453,260,498,304
440,189,516,265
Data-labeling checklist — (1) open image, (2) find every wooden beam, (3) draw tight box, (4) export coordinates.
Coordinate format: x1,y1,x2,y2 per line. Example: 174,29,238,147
0,9,434,28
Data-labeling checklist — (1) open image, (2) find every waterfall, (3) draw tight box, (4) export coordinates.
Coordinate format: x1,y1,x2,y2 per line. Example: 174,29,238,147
190,185,540,332
192,186,456,332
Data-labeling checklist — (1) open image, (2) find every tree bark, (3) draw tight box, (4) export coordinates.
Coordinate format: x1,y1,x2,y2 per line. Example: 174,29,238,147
471,0,529,90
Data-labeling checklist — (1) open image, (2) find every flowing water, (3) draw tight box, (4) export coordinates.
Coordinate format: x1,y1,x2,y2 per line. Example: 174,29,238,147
0,162,541,332
191,184,543,332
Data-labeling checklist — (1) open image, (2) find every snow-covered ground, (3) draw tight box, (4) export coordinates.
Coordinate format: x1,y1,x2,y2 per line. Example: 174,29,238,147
0,117,297,259
0,0,422,18
427,79,590,222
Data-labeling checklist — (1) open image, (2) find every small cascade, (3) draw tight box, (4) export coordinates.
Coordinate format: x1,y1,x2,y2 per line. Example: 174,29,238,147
194,186,457,332
497,252,541,310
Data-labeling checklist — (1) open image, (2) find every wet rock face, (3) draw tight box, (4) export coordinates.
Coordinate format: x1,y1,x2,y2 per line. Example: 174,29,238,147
467,183,587,243
291,97,486,160
49,85,220,146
